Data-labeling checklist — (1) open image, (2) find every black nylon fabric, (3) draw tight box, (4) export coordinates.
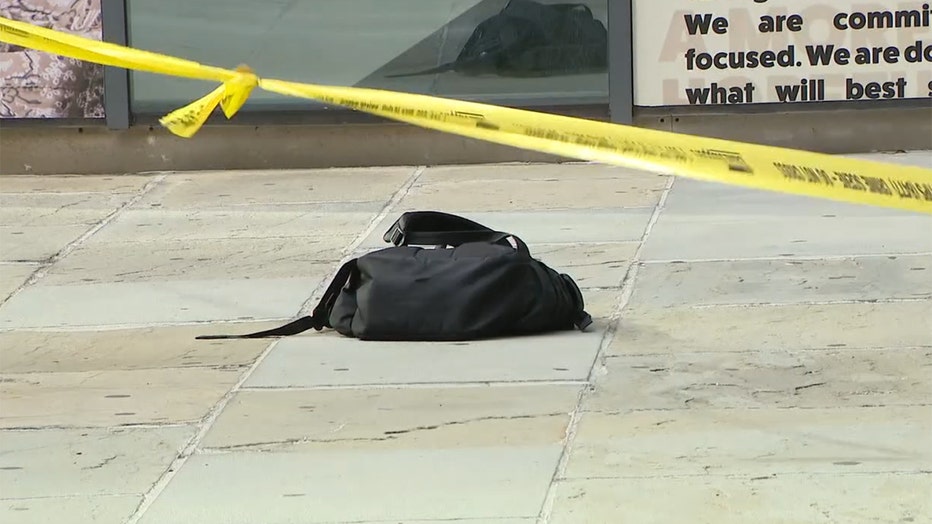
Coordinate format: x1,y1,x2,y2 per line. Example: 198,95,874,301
329,241,581,341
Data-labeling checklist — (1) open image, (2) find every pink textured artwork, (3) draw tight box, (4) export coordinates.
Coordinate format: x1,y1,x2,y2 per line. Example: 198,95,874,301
0,0,105,119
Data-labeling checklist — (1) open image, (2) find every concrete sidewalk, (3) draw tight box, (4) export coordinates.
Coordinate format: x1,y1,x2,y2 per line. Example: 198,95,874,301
0,153,930,524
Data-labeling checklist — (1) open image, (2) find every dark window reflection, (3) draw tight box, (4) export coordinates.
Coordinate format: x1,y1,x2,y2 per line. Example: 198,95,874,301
128,0,608,112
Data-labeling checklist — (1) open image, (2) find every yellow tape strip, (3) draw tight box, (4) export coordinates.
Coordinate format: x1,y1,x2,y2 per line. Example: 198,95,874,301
2,16,930,214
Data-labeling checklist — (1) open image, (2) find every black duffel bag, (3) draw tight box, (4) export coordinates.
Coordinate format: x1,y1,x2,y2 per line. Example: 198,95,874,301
197,211,592,341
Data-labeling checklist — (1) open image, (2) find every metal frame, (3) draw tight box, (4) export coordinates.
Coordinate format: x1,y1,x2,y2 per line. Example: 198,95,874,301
608,0,634,124
101,0,130,129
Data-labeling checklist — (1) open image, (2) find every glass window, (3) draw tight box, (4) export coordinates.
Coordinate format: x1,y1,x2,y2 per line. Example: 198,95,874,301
127,0,609,113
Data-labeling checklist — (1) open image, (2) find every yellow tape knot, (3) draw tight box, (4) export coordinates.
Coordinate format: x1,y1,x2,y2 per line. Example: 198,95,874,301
158,63,259,138
221,64,259,118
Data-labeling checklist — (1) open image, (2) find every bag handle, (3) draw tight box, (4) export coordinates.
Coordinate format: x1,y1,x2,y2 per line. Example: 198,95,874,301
383,211,529,254
382,211,492,242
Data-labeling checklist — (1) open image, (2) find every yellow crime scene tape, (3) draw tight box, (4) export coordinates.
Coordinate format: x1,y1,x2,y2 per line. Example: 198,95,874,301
2,16,931,214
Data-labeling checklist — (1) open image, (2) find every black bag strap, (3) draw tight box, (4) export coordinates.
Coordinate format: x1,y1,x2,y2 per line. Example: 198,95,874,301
383,211,491,243
383,211,530,254
561,273,593,331
195,259,358,340
394,229,528,249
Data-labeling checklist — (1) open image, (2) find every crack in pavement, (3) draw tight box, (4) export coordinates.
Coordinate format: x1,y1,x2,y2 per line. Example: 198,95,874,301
81,454,118,470
794,382,828,393
382,412,564,435
201,412,567,452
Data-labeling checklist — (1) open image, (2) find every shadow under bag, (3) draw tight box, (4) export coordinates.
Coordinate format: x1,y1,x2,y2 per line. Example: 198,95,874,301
197,211,592,342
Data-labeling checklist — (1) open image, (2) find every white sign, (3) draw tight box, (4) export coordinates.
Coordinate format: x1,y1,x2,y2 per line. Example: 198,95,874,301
633,0,932,106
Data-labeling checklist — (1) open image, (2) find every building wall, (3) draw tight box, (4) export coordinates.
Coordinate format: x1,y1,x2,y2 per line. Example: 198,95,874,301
1,0,930,175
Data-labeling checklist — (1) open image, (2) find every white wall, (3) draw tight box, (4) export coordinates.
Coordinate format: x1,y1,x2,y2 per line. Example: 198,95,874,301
632,0,932,106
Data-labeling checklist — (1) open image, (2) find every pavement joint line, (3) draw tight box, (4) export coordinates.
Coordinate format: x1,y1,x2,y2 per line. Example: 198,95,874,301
684,297,932,309
0,364,253,376
0,322,291,333
536,175,676,524
553,470,932,482
237,380,591,391
0,174,167,310
0,422,194,431
123,337,284,524
641,252,932,264
584,403,932,415
602,345,932,357
193,199,387,207
176,516,544,524
0,190,146,196
295,165,427,316
0,493,140,502
0,318,299,333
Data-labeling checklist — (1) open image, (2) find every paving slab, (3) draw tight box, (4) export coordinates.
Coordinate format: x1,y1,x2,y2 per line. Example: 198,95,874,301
563,406,931,479
201,385,581,451
0,426,195,498
549,474,931,524
0,224,91,262
245,329,606,388
138,447,561,524
0,367,243,428
610,302,932,355
642,208,932,261
630,256,932,308
585,349,932,412
0,202,118,227
0,322,279,373
529,242,638,289
0,174,152,194
647,173,932,261
0,264,35,300
661,176,931,218
398,164,668,211
0,495,141,524
0,189,141,210
361,209,654,247
43,238,338,284
136,166,414,208
92,208,376,243
0,277,321,328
